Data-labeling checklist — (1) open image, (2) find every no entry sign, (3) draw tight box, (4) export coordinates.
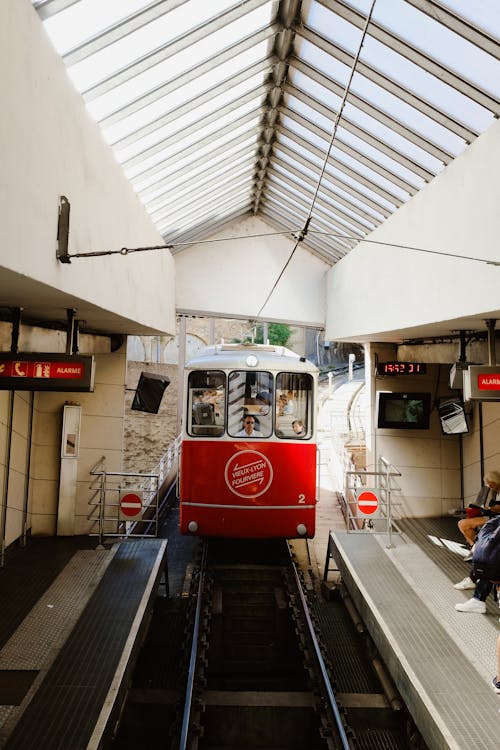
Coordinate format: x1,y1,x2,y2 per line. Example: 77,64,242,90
119,492,143,520
356,488,380,517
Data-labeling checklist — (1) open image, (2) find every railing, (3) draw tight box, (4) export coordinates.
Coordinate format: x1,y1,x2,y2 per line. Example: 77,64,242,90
344,456,402,548
87,436,181,544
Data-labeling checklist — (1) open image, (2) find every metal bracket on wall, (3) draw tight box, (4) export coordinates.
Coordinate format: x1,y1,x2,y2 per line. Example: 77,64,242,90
57,195,71,263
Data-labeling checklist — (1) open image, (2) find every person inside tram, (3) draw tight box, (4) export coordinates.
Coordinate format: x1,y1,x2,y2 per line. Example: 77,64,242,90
235,415,262,438
292,419,306,437
256,391,271,415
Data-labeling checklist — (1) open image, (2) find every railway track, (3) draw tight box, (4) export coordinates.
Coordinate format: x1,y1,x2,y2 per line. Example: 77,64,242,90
179,538,352,750
109,524,426,750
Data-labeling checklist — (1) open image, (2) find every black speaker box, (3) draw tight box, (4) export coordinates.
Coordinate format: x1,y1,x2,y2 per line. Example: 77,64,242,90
131,372,170,413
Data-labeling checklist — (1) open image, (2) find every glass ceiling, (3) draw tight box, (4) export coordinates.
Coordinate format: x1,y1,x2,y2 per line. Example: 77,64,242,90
32,0,500,265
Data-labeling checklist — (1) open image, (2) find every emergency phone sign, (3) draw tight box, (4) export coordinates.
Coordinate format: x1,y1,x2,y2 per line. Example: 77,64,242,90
0,353,95,391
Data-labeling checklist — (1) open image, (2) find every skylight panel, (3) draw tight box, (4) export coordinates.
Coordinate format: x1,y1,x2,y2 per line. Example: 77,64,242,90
86,40,269,122
348,0,500,97
102,70,267,144
116,96,262,163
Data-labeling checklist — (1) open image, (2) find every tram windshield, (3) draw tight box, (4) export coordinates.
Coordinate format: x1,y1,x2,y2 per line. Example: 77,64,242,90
186,369,314,439
227,370,273,438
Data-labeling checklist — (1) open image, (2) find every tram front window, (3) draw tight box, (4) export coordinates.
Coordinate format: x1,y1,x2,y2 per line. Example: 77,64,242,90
276,372,313,438
188,371,225,437
227,370,273,438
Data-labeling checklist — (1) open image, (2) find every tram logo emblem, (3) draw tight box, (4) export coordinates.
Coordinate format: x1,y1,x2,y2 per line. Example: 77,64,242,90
225,450,273,498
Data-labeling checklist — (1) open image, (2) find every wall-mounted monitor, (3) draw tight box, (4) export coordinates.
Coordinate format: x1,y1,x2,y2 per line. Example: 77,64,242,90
437,396,468,435
377,392,431,430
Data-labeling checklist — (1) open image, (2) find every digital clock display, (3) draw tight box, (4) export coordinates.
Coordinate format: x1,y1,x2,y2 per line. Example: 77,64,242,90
378,362,427,375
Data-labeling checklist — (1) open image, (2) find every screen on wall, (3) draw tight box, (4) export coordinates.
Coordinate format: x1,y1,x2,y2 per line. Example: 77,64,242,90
377,392,431,430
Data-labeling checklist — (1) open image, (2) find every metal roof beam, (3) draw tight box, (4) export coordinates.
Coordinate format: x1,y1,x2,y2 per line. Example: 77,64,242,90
33,0,80,20
274,140,393,217
297,24,477,142
111,68,271,149
265,180,366,244
319,0,500,114
134,128,260,197
63,1,189,66
97,25,278,126
404,0,500,60
272,153,382,224
282,107,418,194
281,129,402,207
122,105,263,170
291,55,455,162
148,155,257,214
264,186,355,251
287,84,435,180
267,167,373,234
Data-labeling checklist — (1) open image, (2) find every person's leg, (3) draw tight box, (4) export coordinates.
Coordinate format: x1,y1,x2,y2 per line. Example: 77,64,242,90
455,578,491,613
457,517,487,546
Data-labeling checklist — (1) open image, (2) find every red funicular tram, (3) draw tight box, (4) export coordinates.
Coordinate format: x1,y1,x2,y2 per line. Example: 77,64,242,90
179,344,318,538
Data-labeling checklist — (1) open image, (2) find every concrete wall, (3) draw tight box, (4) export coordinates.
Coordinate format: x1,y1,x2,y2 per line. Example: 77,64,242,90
0,1,175,335
29,347,127,537
324,118,500,342
363,344,500,517
174,215,328,328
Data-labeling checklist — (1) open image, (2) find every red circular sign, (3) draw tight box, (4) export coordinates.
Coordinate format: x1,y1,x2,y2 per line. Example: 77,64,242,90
357,490,379,516
224,450,273,498
120,493,142,517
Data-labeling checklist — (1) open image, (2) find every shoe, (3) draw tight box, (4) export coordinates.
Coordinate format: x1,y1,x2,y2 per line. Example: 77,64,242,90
454,577,476,590
455,598,486,613
492,677,500,694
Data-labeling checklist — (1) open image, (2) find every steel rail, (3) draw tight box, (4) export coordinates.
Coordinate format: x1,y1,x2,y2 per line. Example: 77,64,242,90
286,541,352,750
179,539,207,750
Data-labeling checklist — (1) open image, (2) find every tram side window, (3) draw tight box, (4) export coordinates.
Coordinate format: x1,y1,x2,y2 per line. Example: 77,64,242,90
227,370,273,438
187,371,225,437
276,372,313,438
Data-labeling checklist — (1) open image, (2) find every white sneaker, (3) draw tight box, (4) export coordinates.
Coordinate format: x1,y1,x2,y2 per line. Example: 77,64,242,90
454,577,476,590
455,598,486,613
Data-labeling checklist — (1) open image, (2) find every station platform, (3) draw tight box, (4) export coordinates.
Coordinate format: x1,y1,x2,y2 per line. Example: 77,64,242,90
0,537,167,750
323,516,500,750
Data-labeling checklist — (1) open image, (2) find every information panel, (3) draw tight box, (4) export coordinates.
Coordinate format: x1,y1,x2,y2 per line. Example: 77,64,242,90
0,353,95,391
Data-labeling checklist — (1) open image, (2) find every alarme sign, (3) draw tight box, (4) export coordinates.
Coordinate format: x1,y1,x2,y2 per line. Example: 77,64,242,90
0,354,95,392
463,365,500,401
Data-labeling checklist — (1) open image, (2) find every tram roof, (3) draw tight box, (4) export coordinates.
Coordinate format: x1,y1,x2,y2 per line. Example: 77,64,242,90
32,0,500,267
185,343,319,372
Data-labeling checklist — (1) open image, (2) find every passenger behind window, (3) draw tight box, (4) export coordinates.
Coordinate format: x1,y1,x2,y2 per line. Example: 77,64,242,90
292,419,306,437
192,390,215,425
235,416,262,438
256,391,271,415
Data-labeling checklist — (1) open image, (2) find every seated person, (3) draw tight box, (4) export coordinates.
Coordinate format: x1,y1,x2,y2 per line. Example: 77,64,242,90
292,419,306,437
457,470,500,561
235,416,262,438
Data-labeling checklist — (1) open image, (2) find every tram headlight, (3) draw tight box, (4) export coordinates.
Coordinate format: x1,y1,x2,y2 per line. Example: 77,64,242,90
188,521,198,533
296,523,307,536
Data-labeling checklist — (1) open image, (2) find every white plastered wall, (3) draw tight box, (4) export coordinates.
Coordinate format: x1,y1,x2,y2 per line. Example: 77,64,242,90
0,1,175,334
324,118,500,342
174,215,328,327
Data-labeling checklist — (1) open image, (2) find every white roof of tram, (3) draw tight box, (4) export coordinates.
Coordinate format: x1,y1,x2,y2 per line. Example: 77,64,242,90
31,0,500,267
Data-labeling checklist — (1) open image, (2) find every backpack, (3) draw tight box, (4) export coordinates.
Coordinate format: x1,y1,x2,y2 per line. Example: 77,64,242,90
470,516,500,582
